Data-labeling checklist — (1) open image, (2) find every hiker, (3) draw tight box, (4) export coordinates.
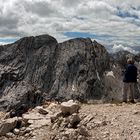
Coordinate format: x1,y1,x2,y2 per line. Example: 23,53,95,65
122,58,137,103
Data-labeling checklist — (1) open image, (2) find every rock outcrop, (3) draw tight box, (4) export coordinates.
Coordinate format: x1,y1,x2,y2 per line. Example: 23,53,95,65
1,101,140,140
48,39,109,102
0,34,109,114
0,100,93,140
0,117,18,136
60,100,80,115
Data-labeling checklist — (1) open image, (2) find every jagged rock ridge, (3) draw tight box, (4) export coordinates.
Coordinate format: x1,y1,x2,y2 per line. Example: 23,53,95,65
0,34,109,115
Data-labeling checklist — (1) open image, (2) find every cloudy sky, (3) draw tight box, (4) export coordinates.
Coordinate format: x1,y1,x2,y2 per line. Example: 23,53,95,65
0,0,140,53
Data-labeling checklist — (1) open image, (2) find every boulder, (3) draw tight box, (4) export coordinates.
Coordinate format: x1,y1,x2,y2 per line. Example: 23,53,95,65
60,100,80,115
13,128,20,135
69,113,81,128
0,117,18,136
78,126,89,137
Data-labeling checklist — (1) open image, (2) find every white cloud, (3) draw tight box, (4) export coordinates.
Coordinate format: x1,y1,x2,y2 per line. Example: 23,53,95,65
0,42,11,45
0,0,140,53
0,42,6,45
112,44,138,54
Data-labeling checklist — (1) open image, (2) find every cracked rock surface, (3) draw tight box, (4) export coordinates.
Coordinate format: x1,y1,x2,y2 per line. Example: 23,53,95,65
0,34,109,114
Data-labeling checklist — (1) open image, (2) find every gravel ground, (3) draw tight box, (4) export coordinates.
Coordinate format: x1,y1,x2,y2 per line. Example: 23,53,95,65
1,102,140,140
79,102,140,140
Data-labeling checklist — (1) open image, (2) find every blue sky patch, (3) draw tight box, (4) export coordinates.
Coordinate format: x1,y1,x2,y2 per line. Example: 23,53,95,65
116,7,139,19
64,32,114,40
0,38,17,43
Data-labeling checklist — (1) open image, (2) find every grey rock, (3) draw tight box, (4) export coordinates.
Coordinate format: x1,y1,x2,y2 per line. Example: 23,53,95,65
5,132,15,138
80,114,94,125
50,112,62,123
0,34,58,115
35,106,49,115
78,126,89,137
0,34,109,114
60,100,80,115
49,39,109,102
69,113,81,128
13,128,20,135
0,117,18,136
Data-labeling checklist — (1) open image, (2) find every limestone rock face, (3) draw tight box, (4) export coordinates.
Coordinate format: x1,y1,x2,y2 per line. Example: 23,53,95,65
0,35,109,114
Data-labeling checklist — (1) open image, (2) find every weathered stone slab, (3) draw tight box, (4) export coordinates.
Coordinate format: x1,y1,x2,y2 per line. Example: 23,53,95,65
0,117,18,136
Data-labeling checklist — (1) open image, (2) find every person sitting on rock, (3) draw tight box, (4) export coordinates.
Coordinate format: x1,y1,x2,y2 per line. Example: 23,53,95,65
122,58,137,103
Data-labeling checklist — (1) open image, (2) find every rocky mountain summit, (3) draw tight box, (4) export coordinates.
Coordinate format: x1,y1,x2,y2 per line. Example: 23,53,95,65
1,100,140,140
0,34,140,139
0,34,109,116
